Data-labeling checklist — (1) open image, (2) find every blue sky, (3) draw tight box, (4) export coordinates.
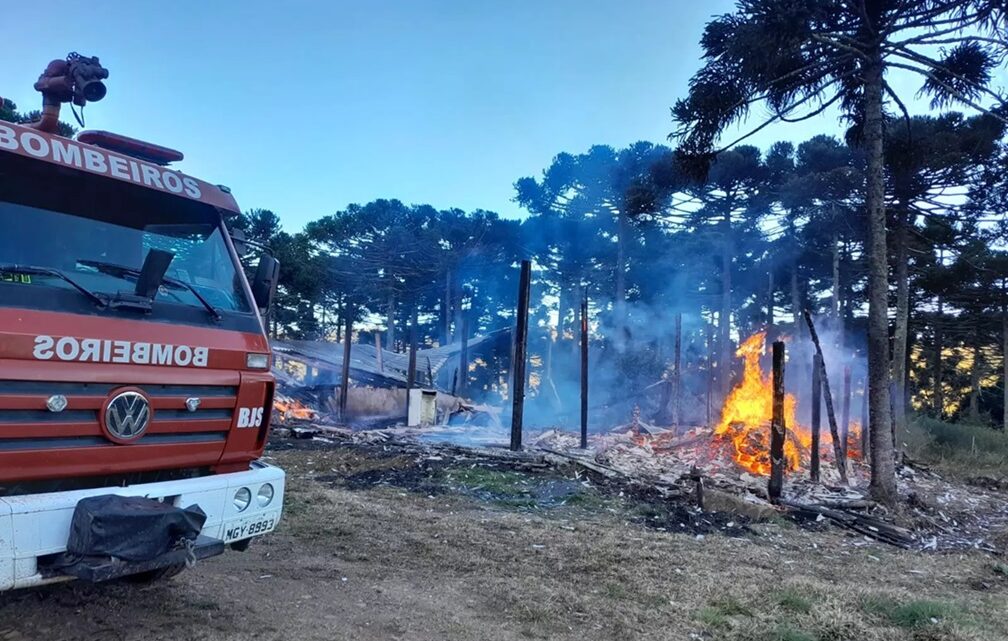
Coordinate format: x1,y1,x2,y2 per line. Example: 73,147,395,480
2,1,943,230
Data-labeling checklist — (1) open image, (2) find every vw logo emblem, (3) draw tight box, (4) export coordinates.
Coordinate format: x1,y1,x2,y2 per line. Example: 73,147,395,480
101,389,152,443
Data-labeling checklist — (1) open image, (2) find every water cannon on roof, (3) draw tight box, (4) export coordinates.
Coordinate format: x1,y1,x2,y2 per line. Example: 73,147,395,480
28,52,108,134
24,52,184,166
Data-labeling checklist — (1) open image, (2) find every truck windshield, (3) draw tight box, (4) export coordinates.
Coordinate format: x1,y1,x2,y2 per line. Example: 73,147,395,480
0,154,254,325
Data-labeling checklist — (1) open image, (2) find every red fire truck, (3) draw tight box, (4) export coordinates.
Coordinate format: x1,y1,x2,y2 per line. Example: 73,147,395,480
0,54,284,589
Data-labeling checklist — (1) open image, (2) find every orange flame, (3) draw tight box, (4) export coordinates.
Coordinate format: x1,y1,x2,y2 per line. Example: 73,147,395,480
273,395,318,423
714,333,804,475
714,332,864,476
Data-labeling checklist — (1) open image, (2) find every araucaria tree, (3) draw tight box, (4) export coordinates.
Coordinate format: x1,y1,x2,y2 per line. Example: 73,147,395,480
670,1,1008,505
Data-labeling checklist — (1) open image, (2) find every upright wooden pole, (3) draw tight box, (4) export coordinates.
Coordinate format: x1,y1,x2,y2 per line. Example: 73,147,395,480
510,260,532,451
458,307,469,396
374,331,383,372
841,365,852,461
673,312,682,427
768,341,786,501
803,310,848,483
406,307,418,420
811,353,822,483
339,308,353,422
580,294,589,449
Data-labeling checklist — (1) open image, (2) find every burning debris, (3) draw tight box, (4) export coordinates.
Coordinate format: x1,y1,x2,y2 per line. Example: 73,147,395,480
273,392,318,424
265,319,1006,553
715,332,804,475
713,332,862,477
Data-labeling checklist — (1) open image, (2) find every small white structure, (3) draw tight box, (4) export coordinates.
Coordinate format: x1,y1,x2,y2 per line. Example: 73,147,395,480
407,389,438,426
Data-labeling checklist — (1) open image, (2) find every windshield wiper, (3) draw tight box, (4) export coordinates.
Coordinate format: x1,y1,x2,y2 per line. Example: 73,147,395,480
0,264,108,308
76,259,222,321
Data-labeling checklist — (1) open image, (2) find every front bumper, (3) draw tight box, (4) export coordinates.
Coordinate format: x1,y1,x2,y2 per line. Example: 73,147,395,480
0,461,284,591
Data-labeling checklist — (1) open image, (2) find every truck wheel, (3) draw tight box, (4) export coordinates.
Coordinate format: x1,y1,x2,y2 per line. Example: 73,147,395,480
122,564,186,584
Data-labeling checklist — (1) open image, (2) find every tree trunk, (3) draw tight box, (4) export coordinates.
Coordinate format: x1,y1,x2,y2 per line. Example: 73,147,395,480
452,272,464,343
970,321,982,421
557,280,570,342
386,293,396,352
443,270,452,345
615,211,628,348
1003,305,1008,431
767,269,774,339
334,300,342,343
719,208,733,400
864,55,896,505
933,295,944,417
791,261,801,338
891,212,910,451
831,230,841,326
572,283,582,360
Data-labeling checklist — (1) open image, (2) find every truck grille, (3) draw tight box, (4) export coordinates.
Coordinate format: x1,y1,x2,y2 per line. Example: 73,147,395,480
0,381,237,450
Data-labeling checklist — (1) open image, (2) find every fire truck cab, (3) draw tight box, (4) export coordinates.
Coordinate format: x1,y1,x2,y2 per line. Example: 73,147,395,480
0,98,284,589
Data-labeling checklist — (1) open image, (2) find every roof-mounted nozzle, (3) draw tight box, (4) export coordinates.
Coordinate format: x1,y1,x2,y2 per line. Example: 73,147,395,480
29,52,108,134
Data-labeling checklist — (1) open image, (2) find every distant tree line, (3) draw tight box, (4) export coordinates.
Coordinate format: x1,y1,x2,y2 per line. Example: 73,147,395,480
230,108,1008,440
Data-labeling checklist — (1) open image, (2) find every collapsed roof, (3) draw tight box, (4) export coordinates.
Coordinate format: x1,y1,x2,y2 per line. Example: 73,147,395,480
271,329,509,392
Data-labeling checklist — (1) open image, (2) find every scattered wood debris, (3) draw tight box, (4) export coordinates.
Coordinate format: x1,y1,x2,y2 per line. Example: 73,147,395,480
270,421,1008,553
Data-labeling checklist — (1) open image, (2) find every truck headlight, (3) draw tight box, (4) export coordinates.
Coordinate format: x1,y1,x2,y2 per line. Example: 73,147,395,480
257,483,274,507
234,487,252,512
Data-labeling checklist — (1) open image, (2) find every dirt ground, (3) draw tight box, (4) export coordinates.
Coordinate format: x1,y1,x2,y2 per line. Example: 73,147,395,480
1,444,1007,641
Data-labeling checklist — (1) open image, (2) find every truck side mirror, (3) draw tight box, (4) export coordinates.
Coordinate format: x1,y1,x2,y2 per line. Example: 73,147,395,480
251,255,280,310
230,228,250,256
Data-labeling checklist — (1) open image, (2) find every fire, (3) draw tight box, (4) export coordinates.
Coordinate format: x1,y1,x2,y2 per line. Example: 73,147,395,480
714,332,865,476
273,394,318,423
714,333,804,475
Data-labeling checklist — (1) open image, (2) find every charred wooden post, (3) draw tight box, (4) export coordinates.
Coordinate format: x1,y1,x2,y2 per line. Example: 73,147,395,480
690,464,704,510
841,365,852,460
803,310,848,483
511,260,532,451
673,312,682,427
768,341,786,501
580,294,589,449
339,309,353,422
374,332,383,372
811,353,822,483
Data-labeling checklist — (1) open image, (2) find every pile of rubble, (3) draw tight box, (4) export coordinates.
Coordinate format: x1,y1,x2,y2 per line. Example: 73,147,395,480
272,416,1006,553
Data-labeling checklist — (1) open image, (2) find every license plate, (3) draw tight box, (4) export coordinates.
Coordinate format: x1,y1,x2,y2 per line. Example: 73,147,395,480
223,513,278,542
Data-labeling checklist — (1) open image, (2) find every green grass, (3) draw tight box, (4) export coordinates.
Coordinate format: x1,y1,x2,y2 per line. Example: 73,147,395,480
563,489,617,510
904,416,1008,477
861,595,956,628
765,625,816,641
443,467,532,497
696,597,753,628
775,588,814,614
